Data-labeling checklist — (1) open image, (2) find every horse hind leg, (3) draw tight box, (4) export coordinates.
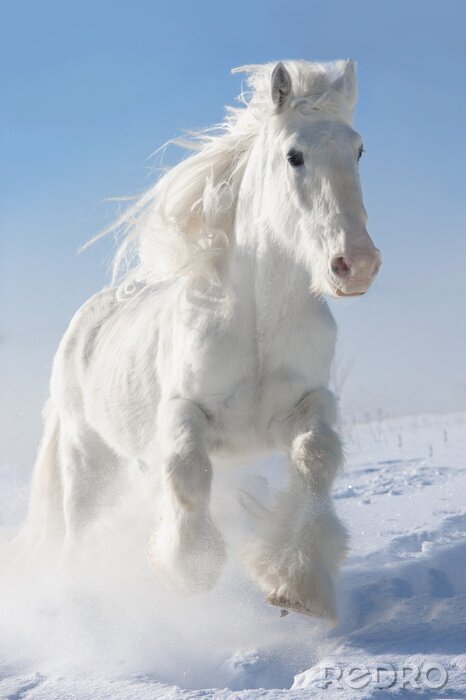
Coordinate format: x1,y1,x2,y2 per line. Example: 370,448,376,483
2,402,64,570
59,424,125,562
147,398,226,593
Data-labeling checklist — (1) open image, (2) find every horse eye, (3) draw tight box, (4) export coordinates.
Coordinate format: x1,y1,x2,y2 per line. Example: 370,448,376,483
358,145,364,161
287,149,304,167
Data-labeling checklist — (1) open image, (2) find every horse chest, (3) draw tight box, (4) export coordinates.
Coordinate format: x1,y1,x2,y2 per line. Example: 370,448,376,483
187,303,336,453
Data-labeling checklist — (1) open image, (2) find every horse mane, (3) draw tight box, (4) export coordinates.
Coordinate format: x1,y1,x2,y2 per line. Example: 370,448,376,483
84,60,356,289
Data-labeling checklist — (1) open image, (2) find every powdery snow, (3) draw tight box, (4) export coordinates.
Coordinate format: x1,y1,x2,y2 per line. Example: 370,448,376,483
0,412,465,698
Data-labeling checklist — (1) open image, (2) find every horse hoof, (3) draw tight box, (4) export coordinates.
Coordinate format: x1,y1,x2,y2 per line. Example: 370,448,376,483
266,592,337,623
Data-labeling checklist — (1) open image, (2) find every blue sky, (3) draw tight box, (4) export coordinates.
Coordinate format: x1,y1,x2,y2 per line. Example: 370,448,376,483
1,0,466,463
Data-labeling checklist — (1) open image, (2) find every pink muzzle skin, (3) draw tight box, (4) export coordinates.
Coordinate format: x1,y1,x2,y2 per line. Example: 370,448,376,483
330,247,382,296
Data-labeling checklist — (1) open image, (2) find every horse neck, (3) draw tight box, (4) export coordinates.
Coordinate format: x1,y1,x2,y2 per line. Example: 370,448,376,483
229,189,314,342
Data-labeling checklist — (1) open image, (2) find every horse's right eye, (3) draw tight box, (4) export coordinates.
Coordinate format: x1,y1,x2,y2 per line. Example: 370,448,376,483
287,149,304,167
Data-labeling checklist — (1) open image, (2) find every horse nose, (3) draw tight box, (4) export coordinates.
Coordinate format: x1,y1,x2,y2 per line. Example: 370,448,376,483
331,249,381,281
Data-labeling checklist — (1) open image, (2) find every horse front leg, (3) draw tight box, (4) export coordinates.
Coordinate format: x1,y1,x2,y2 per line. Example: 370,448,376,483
245,388,348,621
147,398,226,593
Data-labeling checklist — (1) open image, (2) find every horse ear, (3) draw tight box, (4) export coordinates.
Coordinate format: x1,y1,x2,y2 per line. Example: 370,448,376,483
332,59,357,107
271,62,292,110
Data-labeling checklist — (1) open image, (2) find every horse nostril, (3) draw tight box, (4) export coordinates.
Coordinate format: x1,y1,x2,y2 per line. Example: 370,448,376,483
331,255,352,278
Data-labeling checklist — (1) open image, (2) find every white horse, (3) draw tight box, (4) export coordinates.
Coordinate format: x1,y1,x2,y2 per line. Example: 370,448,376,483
13,59,380,620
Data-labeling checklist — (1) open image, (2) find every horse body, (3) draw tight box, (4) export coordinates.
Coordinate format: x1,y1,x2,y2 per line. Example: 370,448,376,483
52,248,336,462
14,59,381,620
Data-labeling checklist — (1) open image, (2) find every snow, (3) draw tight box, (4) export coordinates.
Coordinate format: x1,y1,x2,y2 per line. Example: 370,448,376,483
1,412,465,699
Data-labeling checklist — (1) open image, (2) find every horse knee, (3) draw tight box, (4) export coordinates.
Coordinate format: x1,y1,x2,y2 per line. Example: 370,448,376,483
294,388,338,429
291,423,343,490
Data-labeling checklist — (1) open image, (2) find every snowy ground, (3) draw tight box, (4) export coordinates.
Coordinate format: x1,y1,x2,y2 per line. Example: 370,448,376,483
0,412,465,699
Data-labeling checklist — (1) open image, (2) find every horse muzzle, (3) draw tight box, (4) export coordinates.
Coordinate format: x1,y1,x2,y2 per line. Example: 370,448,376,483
329,246,381,297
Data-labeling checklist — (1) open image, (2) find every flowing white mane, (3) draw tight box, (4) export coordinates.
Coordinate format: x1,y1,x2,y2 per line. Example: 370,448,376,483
87,60,356,288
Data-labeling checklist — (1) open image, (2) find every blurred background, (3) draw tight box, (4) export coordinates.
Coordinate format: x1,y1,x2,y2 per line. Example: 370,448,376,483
1,0,465,471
